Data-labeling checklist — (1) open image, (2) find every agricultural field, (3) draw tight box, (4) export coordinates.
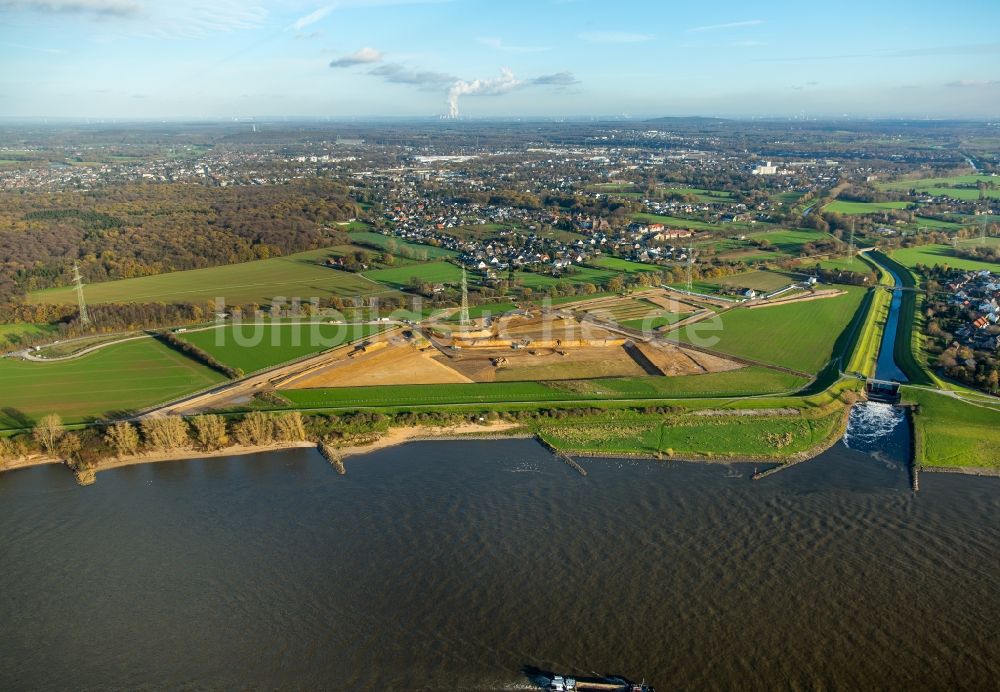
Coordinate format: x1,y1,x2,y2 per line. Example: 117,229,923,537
958,236,1000,248
803,255,872,273
587,183,636,193
347,231,457,259
178,322,387,374
588,256,660,273
280,368,807,410
890,245,1000,271
0,337,225,428
572,294,687,325
915,187,1000,201
0,323,55,349
512,266,617,289
632,213,718,230
905,388,1000,468
772,190,806,205
363,261,464,289
880,173,1000,192
823,200,911,215
704,270,799,293
904,216,966,231
748,229,832,254
28,248,396,306
677,287,868,373
661,187,735,204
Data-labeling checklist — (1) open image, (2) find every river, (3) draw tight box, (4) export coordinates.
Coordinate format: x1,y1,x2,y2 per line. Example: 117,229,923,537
1,439,998,691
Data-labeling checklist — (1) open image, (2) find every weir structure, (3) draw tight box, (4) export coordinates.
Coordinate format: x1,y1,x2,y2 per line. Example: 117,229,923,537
865,378,901,404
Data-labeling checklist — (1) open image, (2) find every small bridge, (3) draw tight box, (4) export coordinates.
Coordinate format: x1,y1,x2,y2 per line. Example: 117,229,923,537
865,378,902,403
879,286,924,293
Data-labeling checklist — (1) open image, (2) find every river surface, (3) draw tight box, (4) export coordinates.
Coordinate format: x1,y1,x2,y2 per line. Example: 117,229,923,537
1,439,998,691
873,262,909,384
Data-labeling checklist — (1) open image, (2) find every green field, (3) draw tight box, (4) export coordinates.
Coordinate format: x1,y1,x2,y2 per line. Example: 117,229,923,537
890,245,1000,271
905,388,1000,468
677,287,868,374
704,270,798,293
632,213,718,230
28,248,396,306
917,187,1000,201
589,256,660,273
880,174,1000,192
805,255,872,273
178,323,386,373
0,323,55,348
772,191,806,205
906,216,966,231
280,368,807,410
662,187,735,204
958,236,1000,248
824,201,911,215
748,229,831,254
347,231,457,259
363,261,464,289
536,408,842,458
447,302,519,321
512,267,618,289
0,338,225,428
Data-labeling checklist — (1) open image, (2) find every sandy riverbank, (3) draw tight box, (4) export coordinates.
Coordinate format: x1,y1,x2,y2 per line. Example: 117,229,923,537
0,421,528,483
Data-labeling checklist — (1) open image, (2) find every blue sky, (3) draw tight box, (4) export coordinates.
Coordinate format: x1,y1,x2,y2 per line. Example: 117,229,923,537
1,0,999,118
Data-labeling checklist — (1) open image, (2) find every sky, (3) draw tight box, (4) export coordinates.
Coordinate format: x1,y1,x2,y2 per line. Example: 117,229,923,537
1,0,999,119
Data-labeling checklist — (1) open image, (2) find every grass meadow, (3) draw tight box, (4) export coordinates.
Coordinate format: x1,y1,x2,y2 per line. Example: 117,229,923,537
178,323,387,373
0,338,224,427
824,201,911,215
28,248,396,306
891,245,999,272
677,287,868,374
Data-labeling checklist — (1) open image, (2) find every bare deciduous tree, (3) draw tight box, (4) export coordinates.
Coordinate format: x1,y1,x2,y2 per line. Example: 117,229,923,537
273,412,306,443
32,414,65,456
141,416,191,451
105,421,140,458
233,411,274,447
191,414,229,451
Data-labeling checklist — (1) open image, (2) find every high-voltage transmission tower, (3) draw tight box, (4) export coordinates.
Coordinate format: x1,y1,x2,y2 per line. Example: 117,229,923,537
848,219,856,267
72,262,90,327
686,248,695,292
459,266,470,326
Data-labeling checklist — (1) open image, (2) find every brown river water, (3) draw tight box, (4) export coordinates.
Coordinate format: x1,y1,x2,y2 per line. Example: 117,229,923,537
1,431,998,691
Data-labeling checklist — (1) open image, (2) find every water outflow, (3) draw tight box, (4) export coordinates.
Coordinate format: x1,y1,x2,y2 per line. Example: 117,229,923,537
845,256,911,457
844,402,907,456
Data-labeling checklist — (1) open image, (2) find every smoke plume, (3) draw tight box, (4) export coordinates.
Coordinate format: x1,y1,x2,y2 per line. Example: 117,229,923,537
446,67,520,118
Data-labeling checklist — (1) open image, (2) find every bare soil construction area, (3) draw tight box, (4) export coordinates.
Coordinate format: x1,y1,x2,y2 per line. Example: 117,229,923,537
281,310,746,389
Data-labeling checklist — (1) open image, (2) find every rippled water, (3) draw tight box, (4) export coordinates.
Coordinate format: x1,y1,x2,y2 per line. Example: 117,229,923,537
1,439,998,691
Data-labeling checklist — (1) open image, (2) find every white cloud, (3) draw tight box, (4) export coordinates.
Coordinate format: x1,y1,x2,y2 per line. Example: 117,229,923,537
0,0,140,16
329,46,383,67
1,0,270,37
946,79,1000,88
688,19,763,33
578,31,653,44
477,36,548,53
